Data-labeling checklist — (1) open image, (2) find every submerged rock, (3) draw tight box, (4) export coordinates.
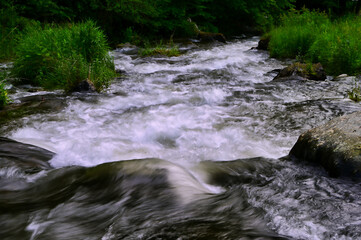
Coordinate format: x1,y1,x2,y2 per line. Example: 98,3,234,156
274,62,326,81
290,111,361,179
0,137,54,172
0,93,67,133
116,43,139,55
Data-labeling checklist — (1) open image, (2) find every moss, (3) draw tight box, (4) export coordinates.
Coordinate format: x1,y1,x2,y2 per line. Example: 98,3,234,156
139,45,180,57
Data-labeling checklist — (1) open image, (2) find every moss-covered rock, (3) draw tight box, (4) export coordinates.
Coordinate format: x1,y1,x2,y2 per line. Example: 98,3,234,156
198,31,226,43
274,62,326,81
290,111,361,179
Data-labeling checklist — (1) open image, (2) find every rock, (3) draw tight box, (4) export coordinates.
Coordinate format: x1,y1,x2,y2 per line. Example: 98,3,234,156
0,137,54,172
332,74,356,82
274,62,326,81
198,31,226,43
257,35,270,50
116,43,139,55
0,93,67,133
187,18,226,43
289,112,361,179
72,79,97,92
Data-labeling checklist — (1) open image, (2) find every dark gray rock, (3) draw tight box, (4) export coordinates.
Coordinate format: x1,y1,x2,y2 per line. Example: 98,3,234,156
198,31,226,43
257,36,270,50
290,112,361,179
73,79,96,92
274,62,326,81
0,137,54,172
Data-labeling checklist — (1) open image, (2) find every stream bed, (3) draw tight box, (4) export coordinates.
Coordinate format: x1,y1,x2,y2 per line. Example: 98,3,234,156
1,37,361,239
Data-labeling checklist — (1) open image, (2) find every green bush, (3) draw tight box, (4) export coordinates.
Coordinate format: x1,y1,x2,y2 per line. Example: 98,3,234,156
12,20,116,91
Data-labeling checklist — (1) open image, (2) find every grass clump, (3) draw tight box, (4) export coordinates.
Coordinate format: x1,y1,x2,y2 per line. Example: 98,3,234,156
308,17,361,75
12,20,116,92
139,41,180,57
268,9,330,59
268,10,361,76
0,80,9,109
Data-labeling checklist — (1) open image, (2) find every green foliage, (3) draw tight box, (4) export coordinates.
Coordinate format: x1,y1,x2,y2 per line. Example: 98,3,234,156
0,73,9,108
1,0,295,45
12,20,116,91
0,7,37,61
308,16,361,75
0,84,8,109
268,10,361,76
269,9,330,58
207,0,295,34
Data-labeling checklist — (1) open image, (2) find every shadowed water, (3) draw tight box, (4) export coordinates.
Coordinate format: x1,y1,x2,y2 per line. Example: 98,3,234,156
1,37,361,239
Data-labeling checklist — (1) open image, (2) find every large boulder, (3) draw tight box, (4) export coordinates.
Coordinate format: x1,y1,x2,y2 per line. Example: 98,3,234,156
289,112,361,179
274,62,326,81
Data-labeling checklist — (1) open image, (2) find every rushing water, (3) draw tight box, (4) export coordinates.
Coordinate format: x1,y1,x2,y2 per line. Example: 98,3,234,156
2,37,361,239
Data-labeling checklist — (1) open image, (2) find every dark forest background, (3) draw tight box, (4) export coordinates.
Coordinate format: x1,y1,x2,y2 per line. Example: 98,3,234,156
1,0,360,46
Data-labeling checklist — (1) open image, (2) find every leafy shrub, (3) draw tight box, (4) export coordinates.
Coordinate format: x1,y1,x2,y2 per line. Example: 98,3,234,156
12,20,116,91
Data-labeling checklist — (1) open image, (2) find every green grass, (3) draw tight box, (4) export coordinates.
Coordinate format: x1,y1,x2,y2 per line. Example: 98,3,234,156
0,74,9,109
12,20,116,92
268,10,361,76
268,9,330,59
139,42,180,57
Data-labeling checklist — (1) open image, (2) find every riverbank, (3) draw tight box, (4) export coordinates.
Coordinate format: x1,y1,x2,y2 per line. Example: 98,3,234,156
265,10,361,77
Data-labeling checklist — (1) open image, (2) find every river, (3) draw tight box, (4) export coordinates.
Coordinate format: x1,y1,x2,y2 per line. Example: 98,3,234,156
1,37,361,239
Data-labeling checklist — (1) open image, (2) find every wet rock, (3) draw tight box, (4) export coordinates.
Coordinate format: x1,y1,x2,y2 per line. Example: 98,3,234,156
187,18,226,43
290,111,361,179
0,94,67,131
332,74,356,82
72,79,97,92
116,43,139,55
257,35,270,50
0,137,54,172
198,31,226,43
274,62,326,81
